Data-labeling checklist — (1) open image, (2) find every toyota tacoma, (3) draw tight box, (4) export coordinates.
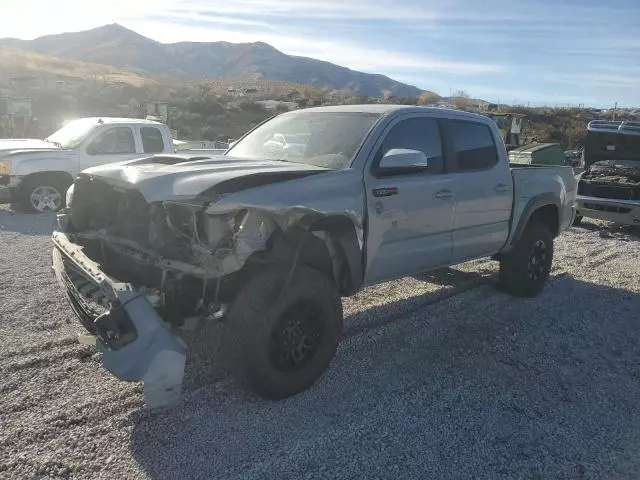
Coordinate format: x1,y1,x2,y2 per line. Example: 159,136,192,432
51,105,578,407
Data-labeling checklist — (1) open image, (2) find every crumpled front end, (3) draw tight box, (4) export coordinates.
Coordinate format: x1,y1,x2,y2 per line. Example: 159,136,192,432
51,175,278,407
51,168,365,407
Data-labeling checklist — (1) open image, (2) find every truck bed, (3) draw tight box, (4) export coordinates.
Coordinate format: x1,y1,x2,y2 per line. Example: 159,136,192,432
508,164,578,244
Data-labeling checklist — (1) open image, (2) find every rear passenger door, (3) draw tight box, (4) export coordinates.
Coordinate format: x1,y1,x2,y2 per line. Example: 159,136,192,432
364,116,456,284
140,126,167,154
445,120,513,262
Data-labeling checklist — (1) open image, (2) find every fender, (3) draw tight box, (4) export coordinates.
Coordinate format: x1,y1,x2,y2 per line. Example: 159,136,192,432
7,150,78,177
508,193,560,248
304,215,364,296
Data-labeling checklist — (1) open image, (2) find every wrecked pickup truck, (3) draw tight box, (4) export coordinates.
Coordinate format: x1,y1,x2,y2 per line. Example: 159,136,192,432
575,120,640,226
51,105,577,407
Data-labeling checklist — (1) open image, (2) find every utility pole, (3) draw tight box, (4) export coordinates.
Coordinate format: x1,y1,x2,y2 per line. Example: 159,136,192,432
612,102,618,121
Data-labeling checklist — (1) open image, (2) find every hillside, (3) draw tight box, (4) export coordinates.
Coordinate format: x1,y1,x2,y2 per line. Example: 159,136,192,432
1,24,425,98
0,46,156,87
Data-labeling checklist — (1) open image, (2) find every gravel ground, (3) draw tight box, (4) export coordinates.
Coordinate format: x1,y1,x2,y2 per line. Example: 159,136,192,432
1,204,640,479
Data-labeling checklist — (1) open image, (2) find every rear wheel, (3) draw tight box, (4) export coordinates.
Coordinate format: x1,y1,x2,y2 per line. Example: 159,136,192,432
18,175,71,213
499,221,554,297
225,265,343,399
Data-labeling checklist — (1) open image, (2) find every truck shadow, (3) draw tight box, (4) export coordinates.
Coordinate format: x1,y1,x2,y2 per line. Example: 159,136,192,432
0,207,57,237
130,275,640,479
177,265,499,391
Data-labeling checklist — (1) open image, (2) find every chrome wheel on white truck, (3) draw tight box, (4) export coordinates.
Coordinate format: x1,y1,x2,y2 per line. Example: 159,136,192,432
18,175,71,213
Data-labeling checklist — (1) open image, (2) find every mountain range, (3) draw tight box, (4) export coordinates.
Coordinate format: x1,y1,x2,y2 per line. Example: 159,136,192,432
0,24,425,98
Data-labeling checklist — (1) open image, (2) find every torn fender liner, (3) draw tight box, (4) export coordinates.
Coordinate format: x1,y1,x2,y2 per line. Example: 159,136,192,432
51,231,187,409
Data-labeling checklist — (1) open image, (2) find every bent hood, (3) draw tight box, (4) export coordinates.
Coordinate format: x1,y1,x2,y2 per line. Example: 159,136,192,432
0,139,60,156
79,155,330,202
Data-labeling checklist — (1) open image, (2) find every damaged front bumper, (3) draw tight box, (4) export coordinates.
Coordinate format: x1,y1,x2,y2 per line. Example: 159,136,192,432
51,225,187,408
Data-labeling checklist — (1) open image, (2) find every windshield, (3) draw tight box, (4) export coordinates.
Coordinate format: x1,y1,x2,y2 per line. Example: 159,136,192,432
226,111,381,169
46,119,98,149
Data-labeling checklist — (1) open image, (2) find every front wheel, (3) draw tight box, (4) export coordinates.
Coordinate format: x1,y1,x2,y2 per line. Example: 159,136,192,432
499,221,554,297
225,265,343,399
18,176,70,213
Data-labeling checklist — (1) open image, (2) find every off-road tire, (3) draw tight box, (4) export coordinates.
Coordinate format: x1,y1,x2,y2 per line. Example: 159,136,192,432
225,265,343,399
499,221,554,298
18,175,71,213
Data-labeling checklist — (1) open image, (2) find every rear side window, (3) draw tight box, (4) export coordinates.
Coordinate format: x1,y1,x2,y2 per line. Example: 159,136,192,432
450,121,498,171
378,118,444,174
141,127,165,153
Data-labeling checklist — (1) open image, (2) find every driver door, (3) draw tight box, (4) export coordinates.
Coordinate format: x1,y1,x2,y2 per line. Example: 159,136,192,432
363,116,456,285
82,126,140,169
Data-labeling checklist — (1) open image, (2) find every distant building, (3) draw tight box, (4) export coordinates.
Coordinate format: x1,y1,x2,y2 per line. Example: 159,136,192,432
227,87,246,97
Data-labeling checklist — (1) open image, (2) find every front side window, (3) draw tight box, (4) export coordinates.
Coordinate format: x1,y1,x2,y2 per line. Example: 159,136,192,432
450,121,498,171
378,117,444,174
87,127,135,155
141,127,165,153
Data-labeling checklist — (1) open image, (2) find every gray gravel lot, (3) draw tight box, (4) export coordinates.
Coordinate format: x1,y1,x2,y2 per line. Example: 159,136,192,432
1,204,640,479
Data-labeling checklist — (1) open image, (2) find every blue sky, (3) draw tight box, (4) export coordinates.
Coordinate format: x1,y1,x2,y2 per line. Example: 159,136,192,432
4,0,640,106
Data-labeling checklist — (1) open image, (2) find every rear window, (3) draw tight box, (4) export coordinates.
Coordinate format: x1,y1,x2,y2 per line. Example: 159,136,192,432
450,121,498,171
141,127,165,153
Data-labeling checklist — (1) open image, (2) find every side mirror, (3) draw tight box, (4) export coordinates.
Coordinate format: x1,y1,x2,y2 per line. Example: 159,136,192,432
378,148,428,176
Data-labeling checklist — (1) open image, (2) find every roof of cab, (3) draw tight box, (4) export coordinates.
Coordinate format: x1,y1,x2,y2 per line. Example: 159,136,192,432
81,117,164,125
286,104,492,122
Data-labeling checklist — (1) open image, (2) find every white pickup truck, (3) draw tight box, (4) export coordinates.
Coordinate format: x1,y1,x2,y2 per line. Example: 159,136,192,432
0,117,175,212
51,105,578,407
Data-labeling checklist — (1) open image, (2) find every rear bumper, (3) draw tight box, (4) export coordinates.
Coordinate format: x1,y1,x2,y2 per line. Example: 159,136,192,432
576,195,640,225
51,226,187,408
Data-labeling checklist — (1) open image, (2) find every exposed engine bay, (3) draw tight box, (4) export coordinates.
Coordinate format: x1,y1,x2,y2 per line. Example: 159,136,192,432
61,174,297,325
578,160,640,201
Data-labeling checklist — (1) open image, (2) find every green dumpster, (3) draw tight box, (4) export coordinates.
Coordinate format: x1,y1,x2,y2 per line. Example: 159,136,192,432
508,143,568,166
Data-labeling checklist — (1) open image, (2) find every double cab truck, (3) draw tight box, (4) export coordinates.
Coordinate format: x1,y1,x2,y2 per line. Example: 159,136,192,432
575,120,640,226
51,105,578,407
0,117,175,212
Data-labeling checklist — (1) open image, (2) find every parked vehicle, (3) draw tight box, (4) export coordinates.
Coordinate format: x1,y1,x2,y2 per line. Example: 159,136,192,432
173,139,229,155
509,142,569,167
0,117,175,212
262,133,306,158
575,120,640,226
51,105,577,407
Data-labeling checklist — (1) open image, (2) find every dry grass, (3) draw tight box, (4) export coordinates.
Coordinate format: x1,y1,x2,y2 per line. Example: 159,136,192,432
0,46,156,87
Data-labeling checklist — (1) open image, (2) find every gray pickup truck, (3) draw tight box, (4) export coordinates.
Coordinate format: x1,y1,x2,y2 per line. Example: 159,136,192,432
51,105,577,407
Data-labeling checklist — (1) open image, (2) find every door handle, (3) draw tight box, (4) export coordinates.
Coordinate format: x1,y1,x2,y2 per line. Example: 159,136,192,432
434,189,454,199
494,183,510,192
372,187,398,197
